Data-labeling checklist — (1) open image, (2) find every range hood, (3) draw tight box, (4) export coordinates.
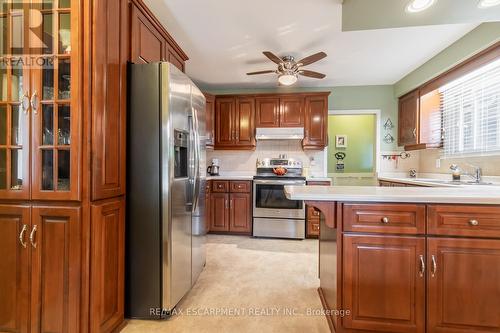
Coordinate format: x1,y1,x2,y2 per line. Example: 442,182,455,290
255,127,304,140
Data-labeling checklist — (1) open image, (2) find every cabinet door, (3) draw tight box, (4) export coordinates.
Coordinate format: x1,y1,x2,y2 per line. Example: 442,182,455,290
229,193,251,233
234,97,255,148
210,193,229,232
0,205,30,333
427,238,500,333
0,2,30,200
204,93,215,148
31,0,81,200
214,97,235,148
166,45,185,72
255,97,280,128
91,0,127,200
303,95,328,149
343,235,425,333
130,4,164,63
90,198,125,333
398,90,419,147
31,206,81,333
280,96,304,127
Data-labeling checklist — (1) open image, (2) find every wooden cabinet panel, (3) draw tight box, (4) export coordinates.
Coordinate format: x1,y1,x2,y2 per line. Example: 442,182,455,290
419,89,442,147
230,181,251,193
306,181,330,238
92,0,127,200
215,98,235,147
210,193,229,232
343,203,426,235
0,205,30,333
30,206,81,333
428,205,500,238
212,180,229,193
398,90,419,147
280,96,304,127
427,237,500,333
204,93,215,148
205,181,211,232
130,5,164,63
235,97,255,147
303,95,328,149
90,198,125,333
343,235,425,333
255,97,280,128
229,193,252,233
166,46,185,72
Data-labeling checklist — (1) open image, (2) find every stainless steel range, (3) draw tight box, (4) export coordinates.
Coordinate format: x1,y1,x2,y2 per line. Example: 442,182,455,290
253,158,306,239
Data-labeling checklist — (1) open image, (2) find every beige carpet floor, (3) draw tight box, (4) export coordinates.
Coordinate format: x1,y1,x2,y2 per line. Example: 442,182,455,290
122,234,330,333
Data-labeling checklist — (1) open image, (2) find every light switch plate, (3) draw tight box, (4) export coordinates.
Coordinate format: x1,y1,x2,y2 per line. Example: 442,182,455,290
436,159,441,168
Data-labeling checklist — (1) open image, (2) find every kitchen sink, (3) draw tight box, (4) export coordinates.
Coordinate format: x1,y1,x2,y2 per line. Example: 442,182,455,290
414,178,494,186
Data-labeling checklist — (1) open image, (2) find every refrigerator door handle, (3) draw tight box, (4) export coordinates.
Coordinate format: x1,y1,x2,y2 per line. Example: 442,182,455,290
187,115,195,207
192,107,200,212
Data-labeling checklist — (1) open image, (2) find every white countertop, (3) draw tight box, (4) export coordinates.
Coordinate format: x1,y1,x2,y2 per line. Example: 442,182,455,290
284,185,500,204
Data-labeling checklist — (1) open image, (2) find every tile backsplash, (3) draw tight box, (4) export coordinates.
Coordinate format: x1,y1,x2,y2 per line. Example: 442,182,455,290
207,140,326,176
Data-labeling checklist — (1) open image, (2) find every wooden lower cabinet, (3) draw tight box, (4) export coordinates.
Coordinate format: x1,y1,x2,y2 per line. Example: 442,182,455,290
342,234,425,333
30,206,82,333
427,237,500,333
0,205,30,333
209,181,252,234
210,193,230,232
229,193,252,233
90,198,125,333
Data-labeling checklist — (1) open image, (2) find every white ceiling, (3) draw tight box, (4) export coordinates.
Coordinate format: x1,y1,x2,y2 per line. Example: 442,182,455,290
144,0,477,89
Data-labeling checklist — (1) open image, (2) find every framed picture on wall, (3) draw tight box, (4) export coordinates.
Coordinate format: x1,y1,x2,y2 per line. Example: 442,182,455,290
335,135,347,148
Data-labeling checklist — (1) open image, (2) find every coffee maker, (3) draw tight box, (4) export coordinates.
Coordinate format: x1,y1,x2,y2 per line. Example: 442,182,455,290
207,158,220,176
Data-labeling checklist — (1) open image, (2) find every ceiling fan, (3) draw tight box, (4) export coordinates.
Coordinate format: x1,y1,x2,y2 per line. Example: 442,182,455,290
247,51,327,86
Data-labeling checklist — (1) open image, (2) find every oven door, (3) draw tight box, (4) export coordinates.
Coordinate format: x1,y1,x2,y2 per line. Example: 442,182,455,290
253,179,306,219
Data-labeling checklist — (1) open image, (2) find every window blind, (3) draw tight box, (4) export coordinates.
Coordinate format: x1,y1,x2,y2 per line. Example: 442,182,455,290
440,58,500,158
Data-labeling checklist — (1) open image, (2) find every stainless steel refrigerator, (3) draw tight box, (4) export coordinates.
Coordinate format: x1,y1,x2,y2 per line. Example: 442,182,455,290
126,62,207,319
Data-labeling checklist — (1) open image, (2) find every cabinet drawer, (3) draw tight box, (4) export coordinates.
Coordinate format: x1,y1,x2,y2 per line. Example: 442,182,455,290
230,181,251,193
307,205,321,218
307,219,320,237
343,203,425,235
428,205,500,238
212,181,229,193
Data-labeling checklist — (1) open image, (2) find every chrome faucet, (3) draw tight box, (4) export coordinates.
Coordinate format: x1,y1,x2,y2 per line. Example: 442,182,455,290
469,165,483,184
450,163,483,183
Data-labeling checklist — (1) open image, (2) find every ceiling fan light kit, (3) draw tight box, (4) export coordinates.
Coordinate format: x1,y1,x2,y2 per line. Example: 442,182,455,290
247,51,327,86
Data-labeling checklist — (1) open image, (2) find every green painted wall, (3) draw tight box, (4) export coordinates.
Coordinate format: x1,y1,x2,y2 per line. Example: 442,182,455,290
394,22,500,97
204,85,398,151
327,114,376,174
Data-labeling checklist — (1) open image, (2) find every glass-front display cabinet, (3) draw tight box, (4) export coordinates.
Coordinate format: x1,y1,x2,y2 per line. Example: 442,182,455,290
0,0,80,200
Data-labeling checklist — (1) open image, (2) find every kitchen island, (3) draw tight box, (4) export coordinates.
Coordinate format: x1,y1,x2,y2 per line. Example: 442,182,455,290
285,185,500,333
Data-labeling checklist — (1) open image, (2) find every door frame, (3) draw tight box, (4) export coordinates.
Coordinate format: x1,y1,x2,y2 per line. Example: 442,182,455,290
326,109,381,176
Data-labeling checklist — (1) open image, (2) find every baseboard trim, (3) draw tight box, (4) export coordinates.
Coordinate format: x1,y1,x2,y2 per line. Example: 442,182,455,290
318,287,336,333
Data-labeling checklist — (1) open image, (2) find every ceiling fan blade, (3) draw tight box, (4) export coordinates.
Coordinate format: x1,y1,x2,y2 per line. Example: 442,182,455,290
297,52,327,66
299,70,326,79
246,70,276,75
263,51,283,64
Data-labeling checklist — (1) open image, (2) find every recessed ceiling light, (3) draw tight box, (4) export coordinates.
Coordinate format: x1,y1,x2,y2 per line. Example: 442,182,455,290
406,0,436,13
478,0,500,8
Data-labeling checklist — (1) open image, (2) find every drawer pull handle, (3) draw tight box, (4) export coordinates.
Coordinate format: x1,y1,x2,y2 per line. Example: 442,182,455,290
431,255,437,277
469,219,479,226
419,255,425,277
381,217,390,224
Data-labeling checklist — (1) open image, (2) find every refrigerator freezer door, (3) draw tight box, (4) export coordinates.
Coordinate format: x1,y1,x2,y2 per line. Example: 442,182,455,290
191,84,207,284
161,63,193,311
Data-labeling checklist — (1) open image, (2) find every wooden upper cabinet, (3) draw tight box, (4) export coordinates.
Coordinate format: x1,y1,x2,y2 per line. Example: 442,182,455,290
166,45,185,72
343,235,425,333
92,0,127,200
255,97,280,127
427,237,500,333
280,96,304,127
215,97,235,147
204,93,215,148
90,198,125,333
130,5,164,63
234,97,255,147
0,205,30,333
398,89,419,147
30,206,81,333
303,94,328,149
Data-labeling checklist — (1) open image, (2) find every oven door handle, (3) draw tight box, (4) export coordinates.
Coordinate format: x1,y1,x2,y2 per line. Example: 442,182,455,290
253,179,306,185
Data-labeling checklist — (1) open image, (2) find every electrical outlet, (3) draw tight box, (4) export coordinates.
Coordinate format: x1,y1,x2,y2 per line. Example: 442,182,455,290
435,159,441,169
